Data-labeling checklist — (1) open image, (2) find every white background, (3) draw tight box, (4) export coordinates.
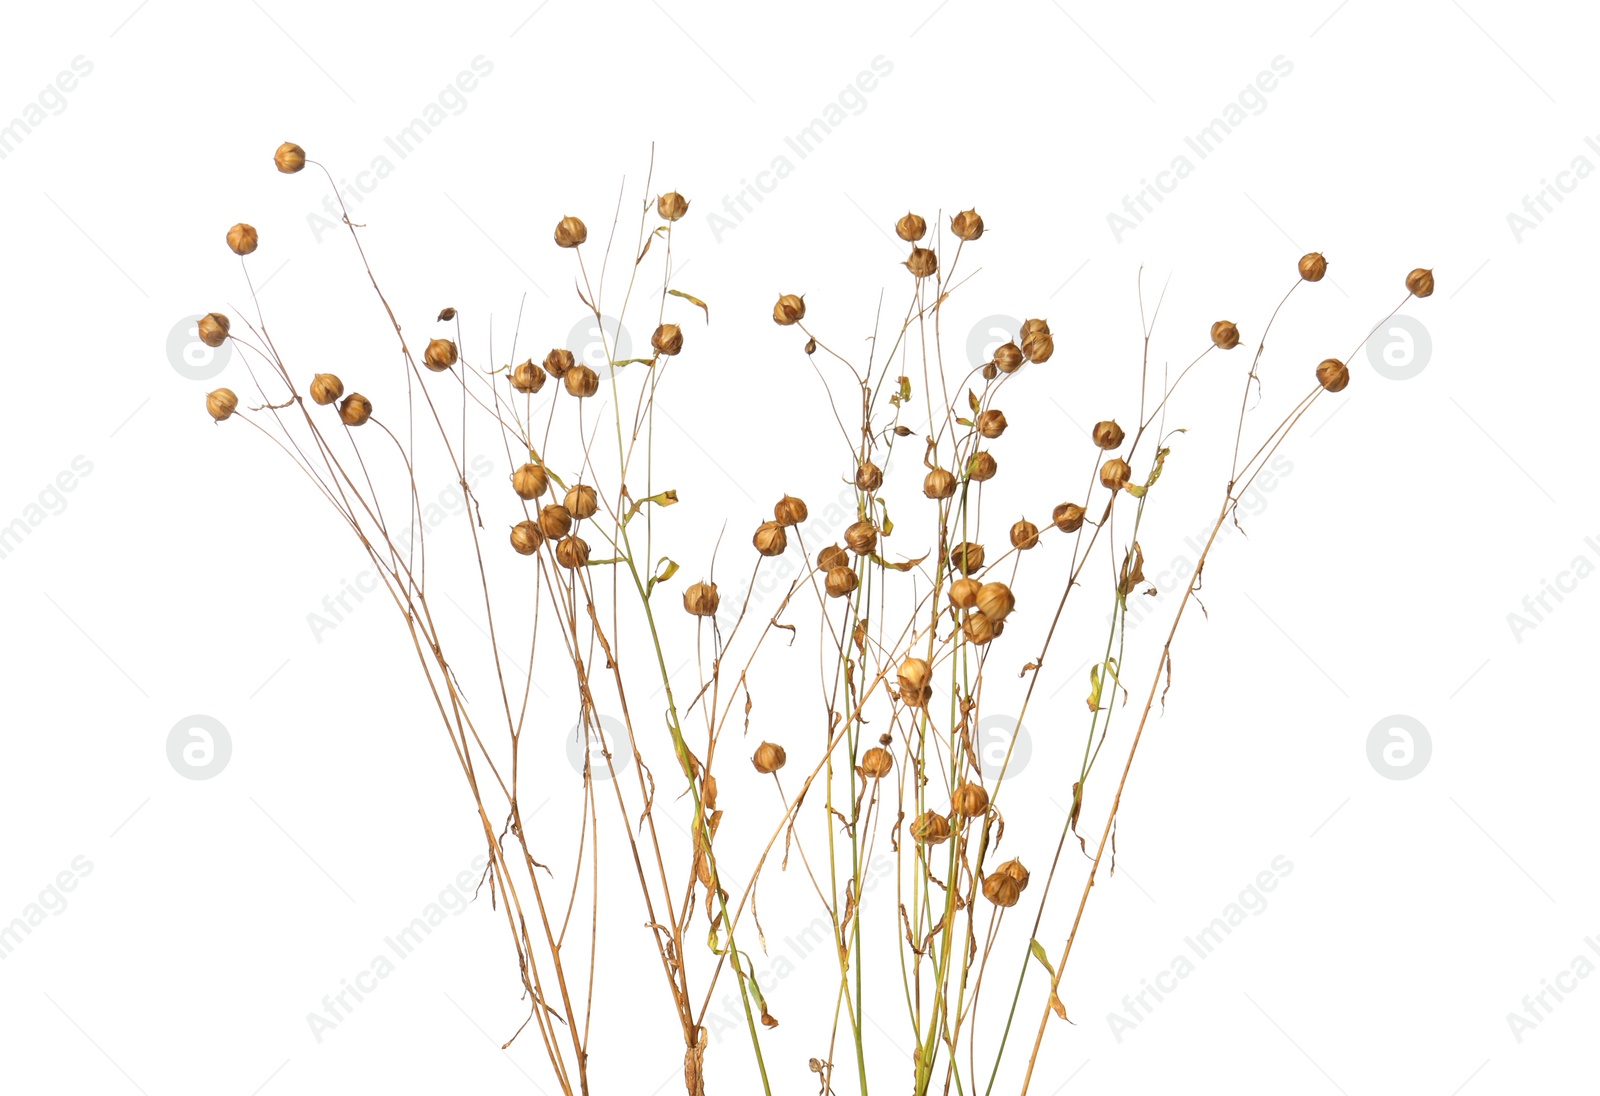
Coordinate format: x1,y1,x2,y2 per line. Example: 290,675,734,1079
0,1,1593,1093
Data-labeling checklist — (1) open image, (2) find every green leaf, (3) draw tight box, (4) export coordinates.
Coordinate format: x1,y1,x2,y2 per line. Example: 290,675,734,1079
646,557,680,598
1087,664,1103,711
624,489,680,525
1030,939,1057,978
968,389,981,414
668,289,710,323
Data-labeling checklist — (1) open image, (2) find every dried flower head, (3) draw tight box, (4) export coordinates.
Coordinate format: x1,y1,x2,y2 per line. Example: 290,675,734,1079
952,781,989,817
860,747,894,778
544,348,575,378
825,566,859,598
982,871,1021,908
1406,268,1435,298
967,451,998,481
1210,320,1240,350
753,520,788,557
994,342,1024,373
539,504,573,539
310,373,344,406
773,293,806,325
554,215,587,248
657,191,690,221
1010,519,1039,550
911,810,952,845
1299,252,1328,282
555,535,590,569
226,223,258,256
1316,357,1350,392
651,323,683,356
424,338,458,372
856,460,883,492
510,520,544,555
1092,420,1124,450
949,577,981,610
273,141,306,173
774,495,808,526
752,741,787,773
564,364,599,397
976,409,1008,438
924,468,957,499
684,580,720,617
997,857,1031,890
1100,458,1132,492
905,247,938,279
845,520,878,556
565,484,598,519
817,544,849,571
338,394,372,426
950,209,984,241
1021,326,1054,364
950,541,985,575
511,360,546,394
1052,502,1086,532
513,463,550,500
197,312,230,348
962,612,998,645
205,388,238,421
895,212,927,242
976,581,1015,622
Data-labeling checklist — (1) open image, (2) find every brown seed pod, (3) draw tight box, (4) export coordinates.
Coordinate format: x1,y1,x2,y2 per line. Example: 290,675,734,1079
651,323,684,356
982,363,1000,381
949,577,981,610
804,337,817,354
1100,458,1132,492
205,388,238,421
310,373,344,406
950,541,985,575
554,215,587,248
895,212,927,242
952,781,990,817
950,209,984,241
424,338,458,372
976,581,1015,622
753,520,788,557
273,141,306,173
1210,320,1240,350
845,520,878,556
982,871,1021,908
860,746,894,778
911,810,952,845
338,394,372,427
997,857,1031,891
773,293,806,326
924,468,957,500
817,544,849,571
555,535,590,569
1316,357,1350,393
1299,252,1328,282
1092,420,1125,450
898,656,931,693
197,312,230,348
511,360,546,394
564,364,599,397
1021,327,1054,364
1052,502,1086,532
1021,318,1050,336
512,463,550,500
226,223,258,256
1406,268,1435,298
657,191,690,221
976,409,1008,439
967,451,997,481
994,342,1023,373
962,612,998,645
684,580,720,617
825,566,859,598
1010,519,1039,550
543,348,574,378
510,520,544,555
856,460,884,492
752,741,786,774
437,308,457,321
774,495,808,526
905,247,938,279
565,484,598,519
539,504,573,540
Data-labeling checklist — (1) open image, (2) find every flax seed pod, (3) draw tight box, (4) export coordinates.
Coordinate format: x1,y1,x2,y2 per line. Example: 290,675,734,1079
1021,326,1054,364
982,871,1021,908
952,781,989,817
753,741,786,773
555,535,589,569
753,520,788,556
511,360,545,393
657,192,689,221
967,451,997,481
774,495,807,526
274,141,306,173
1316,357,1350,392
773,293,806,325
684,580,720,617
539,504,573,540
1011,520,1039,550
510,520,544,555
898,657,932,707
566,484,598,519
1210,320,1240,350
895,212,927,241
543,348,574,378
825,566,858,598
513,463,549,500
817,544,848,571
310,373,343,406
845,520,877,556
651,323,683,356
856,460,883,492
997,857,1031,891
1299,252,1328,282
924,468,957,499
554,215,587,248
338,393,372,426
950,209,984,241
905,247,938,279
860,747,894,778
911,810,951,845
424,338,457,372
197,312,230,347
962,612,997,645
976,581,1015,622
950,541,985,575
226,223,258,256
205,388,238,421
564,364,599,397
1052,502,1086,533
976,410,1007,438
1406,268,1435,298
1092,420,1124,450
1100,458,1132,492
994,342,1023,373
949,576,981,610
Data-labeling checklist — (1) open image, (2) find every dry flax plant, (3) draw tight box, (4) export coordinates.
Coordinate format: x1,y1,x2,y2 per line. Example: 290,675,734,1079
202,142,1433,1094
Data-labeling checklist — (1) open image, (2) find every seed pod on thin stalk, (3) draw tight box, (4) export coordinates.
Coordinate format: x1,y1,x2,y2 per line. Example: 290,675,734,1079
997,858,1031,891
338,394,372,426
773,294,805,325
1100,458,1132,492
911,811,952,845
1092,420,1124,450
896,212,927,241
817,544,848,571
976,410,1007,438
1053,502,1086,532
227,223,258,256
555,535,590,569
510,520,544,555
1406,268,1435,297
950,541,985,575
976,581,1015,622
967,451,997,481
657,192,689,221
1022,326,1054,363
963,613,998,645
774,495,807,526
898,657,932,707
511,360,546,394
1011,520,1039,550
554,216,587,248
273,142,306,173
753,521,787,557
197,313,230,347
310,374,344,406
950,209,984,241
949,577,980,610
905,248,938,279
513,463,550,500
994,342,1023,373
544,349,574,378
206,388,238,421
564,364,599,397
753,741,786,773
1299,252,1327,282
982,872,1021,908
539,504,573,539
825,566,858,598
860,747,894,778
924,468,956,499
652,324,683,356
856,460,883,492
424,338,457,372
1316,358,1350,392
566,484,598,519
845,521,877,555
683,581,719,617
953,781,989,817
1210,320,1240,350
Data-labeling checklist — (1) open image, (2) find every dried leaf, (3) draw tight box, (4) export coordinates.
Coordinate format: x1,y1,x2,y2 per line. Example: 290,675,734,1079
668,289,710,323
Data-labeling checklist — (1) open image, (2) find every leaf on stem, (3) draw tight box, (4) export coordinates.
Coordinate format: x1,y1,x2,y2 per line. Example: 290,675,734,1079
668,289,710,323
